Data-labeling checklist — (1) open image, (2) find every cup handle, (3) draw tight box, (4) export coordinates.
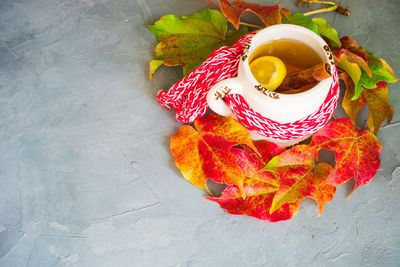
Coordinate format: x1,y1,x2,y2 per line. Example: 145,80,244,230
207,78,244,117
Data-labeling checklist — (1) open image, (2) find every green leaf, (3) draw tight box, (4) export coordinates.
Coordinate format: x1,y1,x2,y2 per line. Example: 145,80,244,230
312,18,341,47
352,59,398,100
148,9,248,77
367,59,398,85
283,14,341,48
283,13,318,34
353,69,366,100
226,27,249,45
283,15,341,48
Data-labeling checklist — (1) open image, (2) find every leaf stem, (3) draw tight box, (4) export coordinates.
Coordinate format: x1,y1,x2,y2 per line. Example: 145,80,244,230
239,21,264,29
298,0,338,7
205,0,220,9
298,0,350,16
303,5,338,16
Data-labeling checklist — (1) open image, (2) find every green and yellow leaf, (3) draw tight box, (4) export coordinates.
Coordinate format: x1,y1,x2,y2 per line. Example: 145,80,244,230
148,9,248,77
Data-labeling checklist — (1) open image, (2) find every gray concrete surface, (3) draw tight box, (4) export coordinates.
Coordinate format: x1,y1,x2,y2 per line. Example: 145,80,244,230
0,0,400,266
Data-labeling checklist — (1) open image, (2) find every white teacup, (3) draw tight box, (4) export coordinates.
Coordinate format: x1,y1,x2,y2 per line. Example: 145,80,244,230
207,24,339,146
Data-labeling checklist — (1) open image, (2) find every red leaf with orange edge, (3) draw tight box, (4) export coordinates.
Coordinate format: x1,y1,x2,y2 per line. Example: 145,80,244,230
170,113,257,197
206,177,300,222
218,0,281,29
340,36,360,51
310,118,382,192
333,48,371,77
264,145,336,216
206,141,300,222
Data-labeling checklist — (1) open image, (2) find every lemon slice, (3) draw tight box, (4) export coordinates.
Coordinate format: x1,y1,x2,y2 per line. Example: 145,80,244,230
249,56,287,91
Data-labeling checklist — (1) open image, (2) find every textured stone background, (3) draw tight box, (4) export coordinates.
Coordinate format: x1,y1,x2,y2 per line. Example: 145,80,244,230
0,0,399,266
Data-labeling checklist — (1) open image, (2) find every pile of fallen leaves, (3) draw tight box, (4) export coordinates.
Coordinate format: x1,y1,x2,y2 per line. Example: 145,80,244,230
148,0,398,221
171,114,381,221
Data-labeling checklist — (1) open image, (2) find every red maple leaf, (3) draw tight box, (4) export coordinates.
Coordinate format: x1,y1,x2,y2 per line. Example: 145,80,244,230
310,118,382,192
206,141,300,222
218,0,281,29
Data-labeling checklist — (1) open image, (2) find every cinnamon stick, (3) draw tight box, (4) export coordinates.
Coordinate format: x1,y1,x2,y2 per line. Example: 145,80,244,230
278,62,331,91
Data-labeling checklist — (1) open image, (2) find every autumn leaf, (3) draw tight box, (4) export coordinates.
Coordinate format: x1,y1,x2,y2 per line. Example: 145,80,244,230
218,0,281,29
341,72,366,123
360,57,398,89
334,49,371,77
342,72,393,135
148,9,248,77
170,113,256,197
149,60,163,80
206,177,300,222
310,118,382,192
332,36,398,100
352,59,397,100
364,82,394,135
247,140,286,165
312,18,341,47
206,141,300,222
340,36,359,51
263,145,335,216
279,7,291,23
